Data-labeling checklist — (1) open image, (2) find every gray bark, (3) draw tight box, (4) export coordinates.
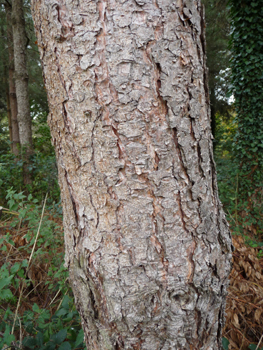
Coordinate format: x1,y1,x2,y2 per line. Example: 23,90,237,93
5,1,20,156
31,0,232,349
6,86,13,147
12,0,33,182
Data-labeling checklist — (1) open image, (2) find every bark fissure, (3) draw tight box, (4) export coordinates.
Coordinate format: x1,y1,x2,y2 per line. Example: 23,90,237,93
90,194,100,229
196,141,205,179
54,48,68,100
172,127,191,184
90,114,100,174
64,169,78,233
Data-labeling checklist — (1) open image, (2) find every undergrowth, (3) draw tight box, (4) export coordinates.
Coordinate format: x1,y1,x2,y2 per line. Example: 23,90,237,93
215,113,263,243
0,190,86,350
215,113,263,350
0,151,60,205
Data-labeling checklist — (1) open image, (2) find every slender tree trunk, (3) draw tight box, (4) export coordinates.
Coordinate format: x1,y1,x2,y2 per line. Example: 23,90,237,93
210,87,216,149
1,20,12,148
5,1,20,157
6,86,13,147
32,0,232,349
12,0,33,182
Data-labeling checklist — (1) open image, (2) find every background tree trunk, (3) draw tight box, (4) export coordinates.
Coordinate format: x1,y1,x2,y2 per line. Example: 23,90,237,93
5,1,20,157
31,0,232,349
6,86,13,147
12,0,33,182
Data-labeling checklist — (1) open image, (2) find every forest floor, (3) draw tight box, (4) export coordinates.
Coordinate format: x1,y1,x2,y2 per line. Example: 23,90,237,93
1,212,263,350
224,235,263,350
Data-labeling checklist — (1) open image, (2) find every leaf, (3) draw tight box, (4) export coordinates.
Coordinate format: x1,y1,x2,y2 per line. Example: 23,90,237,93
63,311,74,322
1,325,15,347
0,275,14,291
42,341,56,350
51,329,67,345
67,328,77,342
11,262,21,274
75,329,84,348
43,329,50,343
22,259,28,267
23,337,38,349
255,272,262,280
56,308,68,317
41,309,51,320
254,308,262,323
0,288,14,301
19,207,28,219
3,333,16,347
61,295,70,310
8,199,15,210
248,345,257,350
33,303,41,313
222,337,229,350
36,332,44,347
58,341,71,350
233,313,240,327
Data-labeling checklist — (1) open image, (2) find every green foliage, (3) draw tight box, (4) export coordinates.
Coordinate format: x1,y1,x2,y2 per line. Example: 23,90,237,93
203,0,231,139
222,337,229,350
215,114,239,228
0,191,85,349
0,0,51,204
3,189,62,253
228,0,263,235
21,295,86,350
0,59,58,203
0,0,49,152
0,296,86,350
0,259,28,303
248,345,263,350
215,112,262,350
215,111,263,236
0,150,60,205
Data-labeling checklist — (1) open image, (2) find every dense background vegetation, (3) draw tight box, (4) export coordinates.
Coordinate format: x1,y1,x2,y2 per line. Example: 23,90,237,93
0,0,262,349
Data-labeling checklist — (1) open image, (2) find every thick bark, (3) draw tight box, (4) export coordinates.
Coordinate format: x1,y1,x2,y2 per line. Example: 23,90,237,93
31,0,232,349
5,2,20,156
12,0,33,181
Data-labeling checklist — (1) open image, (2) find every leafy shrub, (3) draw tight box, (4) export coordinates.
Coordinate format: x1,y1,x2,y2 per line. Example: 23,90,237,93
0,150,60,206
0,190,85,349
0,296,86,350
228,0,263,238
215,113,263,237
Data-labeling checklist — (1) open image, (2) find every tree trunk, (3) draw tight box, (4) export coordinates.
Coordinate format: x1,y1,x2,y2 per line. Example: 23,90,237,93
5,1,20,157
210,87,216,148
31,0,232,349
12,0,33,182
6,86,13,147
